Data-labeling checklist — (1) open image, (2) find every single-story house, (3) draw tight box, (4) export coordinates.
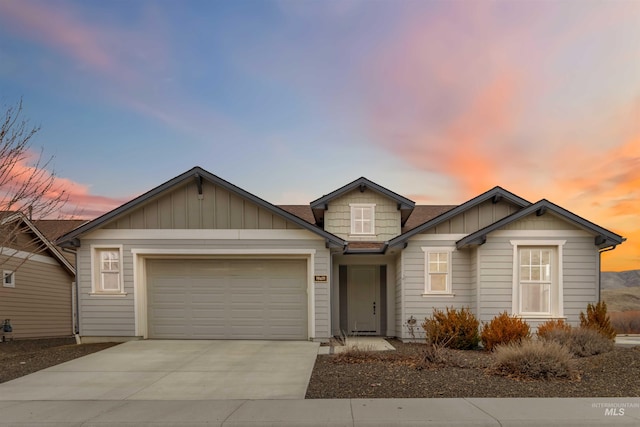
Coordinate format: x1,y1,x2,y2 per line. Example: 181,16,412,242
0,212,78,339
56,167,625,342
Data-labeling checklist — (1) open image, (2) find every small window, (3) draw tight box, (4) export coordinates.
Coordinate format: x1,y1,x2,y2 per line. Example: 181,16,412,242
93,248,123,293
422,248,453,294
350,204,375,235
3,271,15,288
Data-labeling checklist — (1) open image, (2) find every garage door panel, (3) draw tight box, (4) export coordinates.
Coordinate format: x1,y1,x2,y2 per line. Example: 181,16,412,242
147,259,307,340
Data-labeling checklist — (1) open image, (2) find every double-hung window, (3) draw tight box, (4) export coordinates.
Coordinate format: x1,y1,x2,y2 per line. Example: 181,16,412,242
350,204,375,235
92,247,124,294
519,248,552,314
422,248,454,295
511,240,565,317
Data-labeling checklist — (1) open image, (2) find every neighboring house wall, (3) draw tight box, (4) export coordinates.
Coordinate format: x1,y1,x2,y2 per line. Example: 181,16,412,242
0,253,72,339
76,233,331,339
324,189,401,241
104,181,302,230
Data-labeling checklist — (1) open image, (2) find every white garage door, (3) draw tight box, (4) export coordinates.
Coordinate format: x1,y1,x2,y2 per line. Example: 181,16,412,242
147,259,308,340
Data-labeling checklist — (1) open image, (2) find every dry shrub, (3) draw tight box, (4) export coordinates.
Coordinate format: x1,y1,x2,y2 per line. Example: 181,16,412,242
567,327,614,357
609,311,640,334
415,342,448,369
494,339,576,380
421,306,480,350
332,345,382,364
540,327,614,357
536,319,571,340
579,301,616,340
481,312,531,352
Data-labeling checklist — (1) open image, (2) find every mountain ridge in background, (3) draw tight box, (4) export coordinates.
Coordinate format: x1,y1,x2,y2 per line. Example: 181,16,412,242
601,269,640,290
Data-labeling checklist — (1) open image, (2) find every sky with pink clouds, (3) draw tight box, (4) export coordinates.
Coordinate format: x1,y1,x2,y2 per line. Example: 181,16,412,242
0,0,638,271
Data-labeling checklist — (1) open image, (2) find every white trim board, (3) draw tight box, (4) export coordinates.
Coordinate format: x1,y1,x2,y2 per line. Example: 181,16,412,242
130,248,317,256
409,234,468,241
490,230,591,237
133,250,318,340
85,229,323,240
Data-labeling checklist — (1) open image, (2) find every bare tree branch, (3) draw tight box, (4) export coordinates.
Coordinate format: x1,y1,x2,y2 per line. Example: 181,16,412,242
1,99,71,270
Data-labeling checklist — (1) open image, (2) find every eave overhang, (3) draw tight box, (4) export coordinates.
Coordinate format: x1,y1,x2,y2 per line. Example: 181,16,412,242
310,177,415,226
1,212,76,276
455,199,625,249
56,167,346,249
388,186,531,248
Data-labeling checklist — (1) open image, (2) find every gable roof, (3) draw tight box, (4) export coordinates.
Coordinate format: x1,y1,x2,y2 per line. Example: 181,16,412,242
1,212,76,275
309,177,416,225
388,186,531,247
456,199,625,249
56,167,346,248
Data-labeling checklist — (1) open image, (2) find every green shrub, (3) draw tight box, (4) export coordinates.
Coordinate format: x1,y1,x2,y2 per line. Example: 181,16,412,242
536,319,571,340
421,306,480,350
494,339,576,380
481,312,531,352
540,326,614,357
580,301,616,340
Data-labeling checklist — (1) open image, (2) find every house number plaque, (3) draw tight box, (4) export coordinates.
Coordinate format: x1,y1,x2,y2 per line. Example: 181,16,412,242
314,275,327,283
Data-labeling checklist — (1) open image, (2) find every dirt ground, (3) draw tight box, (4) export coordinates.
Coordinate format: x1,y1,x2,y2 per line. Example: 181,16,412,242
306,339,640,398
0,337,119,384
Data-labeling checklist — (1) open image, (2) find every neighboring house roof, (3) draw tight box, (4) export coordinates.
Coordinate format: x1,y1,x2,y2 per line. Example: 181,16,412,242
34,219,88,266
34,219,88,242
0,211,76,276
310,177,416,226
388,186,532,248
56,167,346,249
456,199,626,249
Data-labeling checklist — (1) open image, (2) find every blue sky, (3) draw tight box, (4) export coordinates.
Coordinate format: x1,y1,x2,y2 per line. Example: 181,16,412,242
0,0,638,270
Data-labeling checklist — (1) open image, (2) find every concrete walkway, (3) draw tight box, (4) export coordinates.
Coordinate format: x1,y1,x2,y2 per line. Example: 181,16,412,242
0,398,637,426
0,340,320,400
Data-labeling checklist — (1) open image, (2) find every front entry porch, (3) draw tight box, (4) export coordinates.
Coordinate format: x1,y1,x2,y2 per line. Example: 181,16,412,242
338,264,388,336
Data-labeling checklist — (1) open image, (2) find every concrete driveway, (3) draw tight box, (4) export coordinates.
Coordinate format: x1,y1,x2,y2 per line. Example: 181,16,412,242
0,340,319,401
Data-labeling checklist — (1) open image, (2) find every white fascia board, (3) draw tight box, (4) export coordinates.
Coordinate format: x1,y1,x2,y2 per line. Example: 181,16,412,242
0,246,61,267
131,248,317,256
85,229,323,240
410,234,468,241
490,230,592,238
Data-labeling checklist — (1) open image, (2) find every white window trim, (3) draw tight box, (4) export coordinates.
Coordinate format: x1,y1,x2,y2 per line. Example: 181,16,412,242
349,203,376,236
510,240,565,318
422,247,455,296
3,270,15,288
90,245,126,295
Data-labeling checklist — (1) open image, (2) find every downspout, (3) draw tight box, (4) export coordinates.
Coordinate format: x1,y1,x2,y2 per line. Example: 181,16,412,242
598,245,617,302
62,247,80,342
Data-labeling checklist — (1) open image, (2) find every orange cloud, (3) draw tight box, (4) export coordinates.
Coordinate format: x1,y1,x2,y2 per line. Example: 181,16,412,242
361,3,639,271
0,153,128,219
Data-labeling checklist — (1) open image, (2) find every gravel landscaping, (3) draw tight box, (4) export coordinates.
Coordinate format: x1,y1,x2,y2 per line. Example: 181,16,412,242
305,339,640,398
